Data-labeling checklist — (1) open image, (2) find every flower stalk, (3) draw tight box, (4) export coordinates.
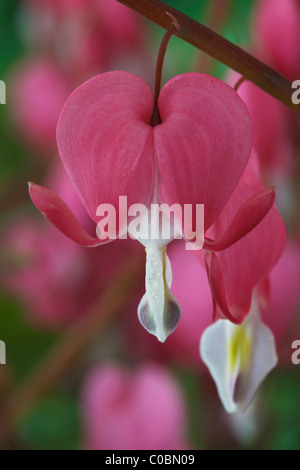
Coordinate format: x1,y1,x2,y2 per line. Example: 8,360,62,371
116,0,300,116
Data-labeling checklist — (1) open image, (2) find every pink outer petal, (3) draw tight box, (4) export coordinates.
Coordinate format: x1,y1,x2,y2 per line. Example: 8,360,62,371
154,73,252,231
45,159,93,229
28,183,105,247
57,71,154,230
205,252,237,324
203,187,275,252
203,179,286,323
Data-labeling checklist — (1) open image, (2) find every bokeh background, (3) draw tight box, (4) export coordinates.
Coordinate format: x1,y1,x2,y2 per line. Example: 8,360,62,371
0,0,300,450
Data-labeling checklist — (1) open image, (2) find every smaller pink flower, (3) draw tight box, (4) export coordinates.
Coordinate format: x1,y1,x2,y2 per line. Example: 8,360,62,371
201,151,286,324
199,153,286,413
81,363,188,450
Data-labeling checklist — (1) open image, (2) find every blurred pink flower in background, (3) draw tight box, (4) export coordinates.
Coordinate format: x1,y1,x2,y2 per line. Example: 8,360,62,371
253,0,300,80
26,0,86,16
92,0,143,51
1,219,136,329
262,243,300,359
1,163,138,328
10,58,70,149
24,0,143,76
226,0,300,178
163,242,212,368
227,71,293,177
2,219,89,327
81,363,189,450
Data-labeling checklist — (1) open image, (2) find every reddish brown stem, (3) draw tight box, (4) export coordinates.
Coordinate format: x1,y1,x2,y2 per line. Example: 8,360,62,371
234,76,247,92
151,13,180,126
151,27,174,126
117,0,300,115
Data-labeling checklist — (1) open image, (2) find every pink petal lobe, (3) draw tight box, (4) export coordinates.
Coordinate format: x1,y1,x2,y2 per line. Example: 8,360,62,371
28,183,105,247
205,252,238,324
57,71,154,231
203,187,275,252
204,178,286,323
154,73,252,231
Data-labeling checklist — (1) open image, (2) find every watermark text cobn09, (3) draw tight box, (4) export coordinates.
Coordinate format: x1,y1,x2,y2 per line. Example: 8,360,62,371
291,340,300,365
0,80,6,105
0,341,6,365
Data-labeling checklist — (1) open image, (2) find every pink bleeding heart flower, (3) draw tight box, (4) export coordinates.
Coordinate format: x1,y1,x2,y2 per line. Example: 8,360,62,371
199,153,286,413
201,151,286,325
29,70,277,343
253,0,300,80
81,363,189,450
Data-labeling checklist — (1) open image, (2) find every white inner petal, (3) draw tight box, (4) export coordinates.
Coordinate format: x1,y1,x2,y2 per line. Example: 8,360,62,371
200,299,278,414
129,208,181,343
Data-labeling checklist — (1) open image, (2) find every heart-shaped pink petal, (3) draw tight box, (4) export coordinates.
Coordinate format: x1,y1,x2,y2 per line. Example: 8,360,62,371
57,71,155,233
154,73,252,231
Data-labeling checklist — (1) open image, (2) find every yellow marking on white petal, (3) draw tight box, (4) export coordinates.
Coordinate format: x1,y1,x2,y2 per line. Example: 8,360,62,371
228,323,252,373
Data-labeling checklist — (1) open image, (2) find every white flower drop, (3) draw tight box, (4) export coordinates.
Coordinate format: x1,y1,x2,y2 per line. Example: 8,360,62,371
129,204,181,343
